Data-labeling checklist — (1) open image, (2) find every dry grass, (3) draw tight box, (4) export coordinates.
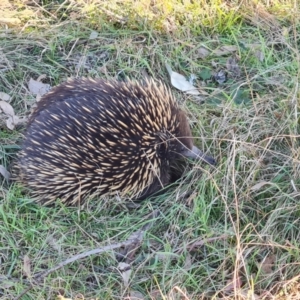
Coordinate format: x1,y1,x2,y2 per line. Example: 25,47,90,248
0,0,300,299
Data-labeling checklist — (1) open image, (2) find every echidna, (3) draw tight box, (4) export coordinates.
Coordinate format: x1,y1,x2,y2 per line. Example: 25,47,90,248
15,78,215,205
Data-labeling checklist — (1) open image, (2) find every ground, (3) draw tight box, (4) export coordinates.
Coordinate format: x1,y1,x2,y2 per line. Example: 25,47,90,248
0,0,300,299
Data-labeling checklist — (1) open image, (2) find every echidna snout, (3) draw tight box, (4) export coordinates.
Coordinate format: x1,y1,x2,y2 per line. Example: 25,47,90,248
15,78,215,205
182,145,216,165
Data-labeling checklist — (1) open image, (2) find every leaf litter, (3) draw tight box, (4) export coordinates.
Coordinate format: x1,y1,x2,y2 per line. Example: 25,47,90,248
28,76,51,101
0,100,26,130
226,55,241,78
165,63,208,101
0,91,10,101
0,76,50,130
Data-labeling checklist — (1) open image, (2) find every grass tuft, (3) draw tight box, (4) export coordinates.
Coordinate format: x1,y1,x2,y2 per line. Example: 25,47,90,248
1,0,300,299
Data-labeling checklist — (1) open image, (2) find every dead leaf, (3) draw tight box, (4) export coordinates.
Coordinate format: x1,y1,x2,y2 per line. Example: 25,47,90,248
0,100,24,130
166,64,207,96
212,45,238,56
197,46,211,58
0,100,14,116
226,56,241,77
0,92,10,101
23,255,31,278
89,31,98,39
6,115,20,130
259,254,276,275
28,78,50,97
0,165,10,180
250,181,270,191
118,262,131,288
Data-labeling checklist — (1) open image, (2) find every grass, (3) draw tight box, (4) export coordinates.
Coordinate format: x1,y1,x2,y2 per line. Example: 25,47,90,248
1,0,300,299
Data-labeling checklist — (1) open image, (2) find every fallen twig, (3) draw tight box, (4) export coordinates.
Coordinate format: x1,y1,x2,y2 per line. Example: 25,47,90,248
175,234,229,254
14,209,160,300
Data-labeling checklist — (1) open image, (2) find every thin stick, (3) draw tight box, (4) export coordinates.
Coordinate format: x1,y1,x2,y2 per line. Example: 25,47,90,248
14,210,160,300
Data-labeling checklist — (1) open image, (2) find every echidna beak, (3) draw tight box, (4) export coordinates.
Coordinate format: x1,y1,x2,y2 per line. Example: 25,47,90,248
182,145,216,166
